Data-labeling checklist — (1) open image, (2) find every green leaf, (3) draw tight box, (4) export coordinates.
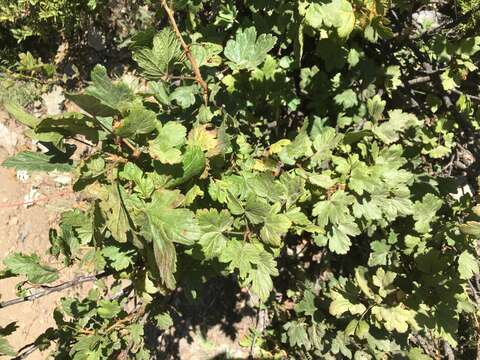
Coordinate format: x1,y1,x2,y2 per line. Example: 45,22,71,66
143,190,200,247
65,93,117,117
148,122,186,164
133,28,184,80
2,151,72,172
101,246,131,271
367,95,386,120
85,65,134,113
222,239,273,301
278,129,313,165
149,81,171,106
334,89,358,109
4,101,40,128
372,268,396,298
0,337,16,357
373,110,420,144
97,300,121,319
114,102,157,138
295,290,317,317
3,253,59,284
247,259,276,301
120,163,154,198
325,0,356,38
224,27,277,70
459,221,480,236
260,211,292,247
305,3,327,30
329,292,366,317
312,190,355,227
141,190,199,288
191,42,223,68
168,145,206,187
458,251,479,279
61,209,94,244
328,224,357,254
98,185,131,243
413,194,443,234
355,266,375,299
408,347,433,360
197,209,233,259
283,321,309,348
245,196,270,224
440,70,457,91
36,112,101,142
155,312,173,330
170,85,198,109
219,240,259,278
368,241,391,267
371,305,416,333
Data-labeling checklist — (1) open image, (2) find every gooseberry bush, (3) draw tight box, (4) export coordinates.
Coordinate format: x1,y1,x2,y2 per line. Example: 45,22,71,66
2,1,480,359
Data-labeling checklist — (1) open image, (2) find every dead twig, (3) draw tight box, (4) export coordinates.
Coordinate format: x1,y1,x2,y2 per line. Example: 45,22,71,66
160,0,209,105
0,189,73,209
0,272,108,308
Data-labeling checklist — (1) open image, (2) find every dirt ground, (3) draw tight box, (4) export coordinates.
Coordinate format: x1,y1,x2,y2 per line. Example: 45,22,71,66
0,110,253,359
0,110,84,359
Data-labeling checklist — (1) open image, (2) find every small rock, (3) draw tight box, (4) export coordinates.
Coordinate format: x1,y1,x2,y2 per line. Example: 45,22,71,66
53,173,72,186
16,170,29,183
9,216,19,226
0,122,19,155
24,187,41,208
42,85,65,115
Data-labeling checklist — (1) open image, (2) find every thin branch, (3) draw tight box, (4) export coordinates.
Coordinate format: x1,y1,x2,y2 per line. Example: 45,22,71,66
0,272,108,308
161,0,209,105
408,75,432,85
451,88,480,103
12,343,40,360
443,341,455,360
248,306,267,360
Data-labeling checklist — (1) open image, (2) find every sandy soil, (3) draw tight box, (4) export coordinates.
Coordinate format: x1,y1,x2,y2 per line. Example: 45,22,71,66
0,111,87,359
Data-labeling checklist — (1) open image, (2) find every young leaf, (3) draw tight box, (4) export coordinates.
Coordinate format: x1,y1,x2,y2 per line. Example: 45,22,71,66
224,27,277,70
85,65,134,113
3,253,59,284
148,122,186,164
0,337,16,357
114,102,157,138
133,28,184,80
458,251,479,279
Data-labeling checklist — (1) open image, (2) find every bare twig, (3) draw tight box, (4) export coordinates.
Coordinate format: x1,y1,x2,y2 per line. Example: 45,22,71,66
451,88,480,103
0,272,108,308
161,0,209,105
443,341,455,360
12,343,40,360
408,75,432,85
248,306,267,360
0,189,73,209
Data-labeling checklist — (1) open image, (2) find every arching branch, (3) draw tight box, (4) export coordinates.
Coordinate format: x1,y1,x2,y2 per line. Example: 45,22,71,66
0,272,108,309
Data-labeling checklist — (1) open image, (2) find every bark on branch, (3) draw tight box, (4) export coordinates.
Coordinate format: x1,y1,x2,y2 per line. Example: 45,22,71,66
0,272,108,309
161,0,209,105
